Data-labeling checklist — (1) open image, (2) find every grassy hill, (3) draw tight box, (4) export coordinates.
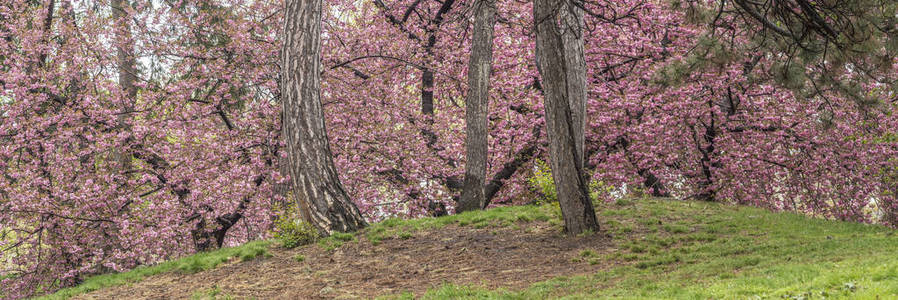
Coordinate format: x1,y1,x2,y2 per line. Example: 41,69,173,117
43,198,898,299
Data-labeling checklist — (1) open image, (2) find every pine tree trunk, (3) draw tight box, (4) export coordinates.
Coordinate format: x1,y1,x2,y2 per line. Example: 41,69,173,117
533,0,599,235
281,0,367,235
457,0,497,213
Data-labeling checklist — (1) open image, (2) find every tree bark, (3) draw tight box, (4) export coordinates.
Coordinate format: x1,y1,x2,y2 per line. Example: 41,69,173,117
281,0,367,235
638,168,670,197
419,0,454,214
421,69,435,116
533,0,599,235
560,3,586,162
111,0,137,103
456,0,497,213
421,69,439,149
111,0,136,171
696,120,717,201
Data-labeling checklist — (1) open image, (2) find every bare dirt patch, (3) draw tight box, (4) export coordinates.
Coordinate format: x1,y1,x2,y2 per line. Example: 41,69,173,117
77,221,615,299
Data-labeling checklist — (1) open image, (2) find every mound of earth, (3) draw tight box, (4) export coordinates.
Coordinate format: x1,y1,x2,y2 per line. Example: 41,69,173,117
77,222,614,299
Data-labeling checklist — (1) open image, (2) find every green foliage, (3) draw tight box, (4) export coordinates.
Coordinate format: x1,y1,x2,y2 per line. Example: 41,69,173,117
771,61,808,91
527,158,609,203
652,35,736,88
272,202,320,249
293,254,306,263
527,159,556,203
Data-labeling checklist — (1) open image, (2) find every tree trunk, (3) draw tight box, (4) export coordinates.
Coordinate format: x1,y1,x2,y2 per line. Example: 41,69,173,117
533,0,599,235
456,0,497,213
111,0,136,171
421,68,439,148
697,120,717,202
112,0,137,103
281,0,367,235
419,0,454,215
421,69,435,116
638,168,670,197
560,4,586,162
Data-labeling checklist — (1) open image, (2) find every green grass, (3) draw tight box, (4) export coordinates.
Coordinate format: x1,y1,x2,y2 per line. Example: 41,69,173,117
190,285,236,300
381,198,898,299
41,202,556,299
46,197,898,300
363,202,559,244
317,230,357,251
39,241,271,300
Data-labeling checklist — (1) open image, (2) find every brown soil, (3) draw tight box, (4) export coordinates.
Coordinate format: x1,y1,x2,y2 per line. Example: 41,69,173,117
77,222,616,299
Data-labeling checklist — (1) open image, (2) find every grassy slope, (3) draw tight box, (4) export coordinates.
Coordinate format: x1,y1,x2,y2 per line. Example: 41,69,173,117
45,198,898,299
39,241,273,300
404,199,898,299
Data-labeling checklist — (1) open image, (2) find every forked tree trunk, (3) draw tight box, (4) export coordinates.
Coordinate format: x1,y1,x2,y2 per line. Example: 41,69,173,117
456,0,497,213
281,0,367,235
533,0,599,235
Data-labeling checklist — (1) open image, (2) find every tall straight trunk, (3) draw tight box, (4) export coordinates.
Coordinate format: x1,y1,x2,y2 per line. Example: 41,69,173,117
457,0,497,213
420,0,455,140
281,0,367,235
418,0,454,214
421,69,435,116
111,0,136,171
421,69,438,148
533,0,599,235
561,5,586,160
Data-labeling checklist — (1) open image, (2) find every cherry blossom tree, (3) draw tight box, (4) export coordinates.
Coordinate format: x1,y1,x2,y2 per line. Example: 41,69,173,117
0,0,283,296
